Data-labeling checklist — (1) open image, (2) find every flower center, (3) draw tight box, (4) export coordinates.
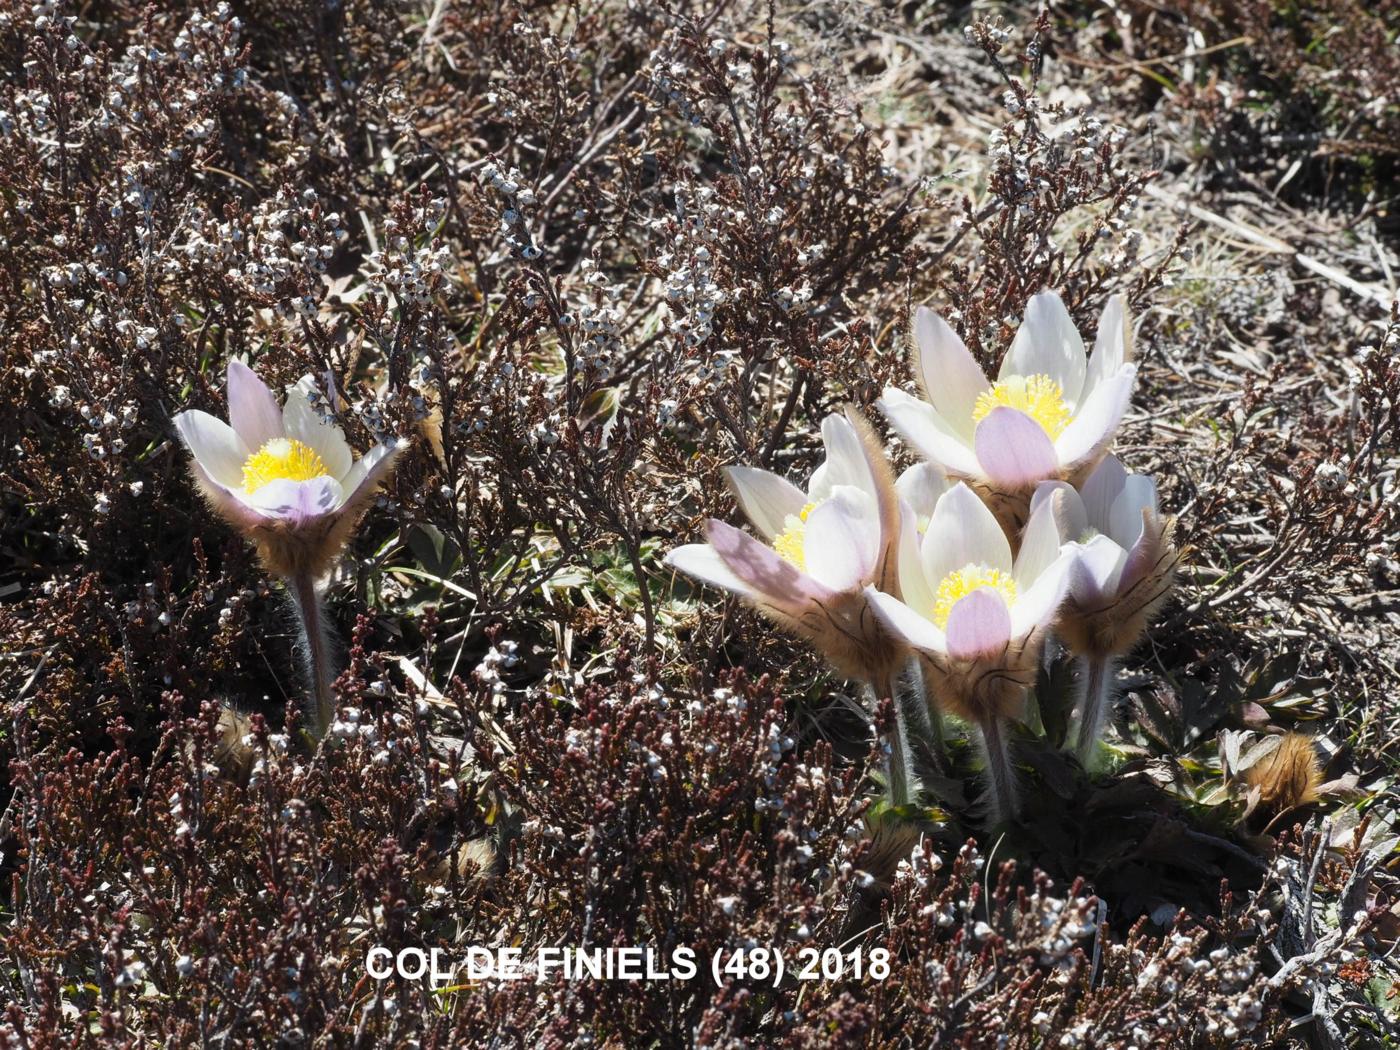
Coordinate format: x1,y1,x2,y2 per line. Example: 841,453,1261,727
772,501,819,570
972,374,1071,438
241,438,327,493
932,563,1017,629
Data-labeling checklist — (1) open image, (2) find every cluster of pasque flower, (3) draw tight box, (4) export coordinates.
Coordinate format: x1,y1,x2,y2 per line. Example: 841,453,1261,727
666,291,1178,820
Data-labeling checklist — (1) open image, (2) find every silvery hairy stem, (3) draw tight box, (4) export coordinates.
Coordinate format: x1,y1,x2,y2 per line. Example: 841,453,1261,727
1072,653,1117,767
288,572,334,735
977,714,1019,823
868,672,912,809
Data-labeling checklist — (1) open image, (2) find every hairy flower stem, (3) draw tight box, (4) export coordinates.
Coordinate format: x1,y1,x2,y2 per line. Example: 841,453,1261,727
288,572,334,735
869,672,912,809
903,656,946,758
1072,653,1117,767
977,714,1019,823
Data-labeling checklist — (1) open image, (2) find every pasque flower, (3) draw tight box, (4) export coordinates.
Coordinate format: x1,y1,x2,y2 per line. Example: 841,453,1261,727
665,408,924,801
879,291,1136,533
665,408,903,684
864,482,1077,820
1032,454,1178,762
173,360,406,732
174,361,406,580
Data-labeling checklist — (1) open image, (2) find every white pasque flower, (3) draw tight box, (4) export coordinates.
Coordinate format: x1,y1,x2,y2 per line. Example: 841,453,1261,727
865,480,1078,819
864,482,1076,722
879,291,1136,500
665,408,903,681
1031,453,1177,658
173,360,406,578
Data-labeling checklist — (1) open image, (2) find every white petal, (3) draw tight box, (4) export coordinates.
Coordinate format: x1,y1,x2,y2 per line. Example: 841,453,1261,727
896,500,936,619
1070,534,1129,604
920,482,1012,588
1015,494,1066,589
878,388,980,477
725,466,808,540
1085,295,1131,398
340,440,405,510
864,585,947,654
895,462,949,524
665,543,758,600
283,386,353,481
1078,453,1127,533
1001,291,1087,407
1109,474,1158,550
340,442,391,496
912,306,990,439
1054,364,1137,470
816,412,873,499
1009,548,1073,636
226,359,285,452
174,410,248,488
1030,480,1088,544
803,488,876,591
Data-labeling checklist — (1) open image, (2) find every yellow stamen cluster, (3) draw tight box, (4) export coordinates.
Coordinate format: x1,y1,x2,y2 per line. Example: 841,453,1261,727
972,374,1071,439
241,438,327,493
771,501,819,570
932,563,1017,629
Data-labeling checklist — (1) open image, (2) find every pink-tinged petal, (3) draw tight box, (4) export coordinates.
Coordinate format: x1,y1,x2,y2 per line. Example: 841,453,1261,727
226,359,285,452
802,489,876,591
1001,291,1087,406
283,381,352,481
706,519,835,612
864,585,947,654
815,412,874,499
921,481,1012,586
1109,474,1158,550
187,459,268,532
973,407,1060,488
945,588,1012,659
174,409,247,487
1068,534,1128,606
1030,480,1088,544
895,462,950,524
1085,295,1131,398
665,543,758,600
1054,364,1137,471
1010,548,1074,636
1015,493,1067,589
878,388,981,477
912,306,990,439
1078,453,1127,534
725,466,808,540
896,499,937,620
241,475,344,522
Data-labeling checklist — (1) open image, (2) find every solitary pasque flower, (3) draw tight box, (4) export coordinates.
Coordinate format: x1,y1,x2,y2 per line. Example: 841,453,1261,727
879,292,1136,534
665,408,903,684
173,360,406,580
173,359,406,733
1032,454,1177,761
864,482,1076,819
